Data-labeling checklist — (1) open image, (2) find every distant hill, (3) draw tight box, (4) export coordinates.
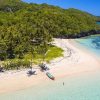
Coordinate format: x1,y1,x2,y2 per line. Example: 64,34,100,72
0,0,99,36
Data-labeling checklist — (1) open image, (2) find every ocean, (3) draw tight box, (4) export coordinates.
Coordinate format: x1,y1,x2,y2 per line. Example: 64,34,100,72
0,71,100,100
0,35,100,100
75,35,100,57
96,21,100,25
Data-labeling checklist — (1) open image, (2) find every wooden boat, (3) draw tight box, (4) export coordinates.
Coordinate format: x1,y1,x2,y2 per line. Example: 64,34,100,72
46,72,55,80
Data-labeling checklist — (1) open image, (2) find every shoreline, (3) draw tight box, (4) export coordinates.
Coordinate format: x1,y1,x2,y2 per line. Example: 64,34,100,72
0,38,100,94
70,38,100,61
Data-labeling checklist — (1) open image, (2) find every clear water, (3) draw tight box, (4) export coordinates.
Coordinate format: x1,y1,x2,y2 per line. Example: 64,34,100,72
75,35,100,57
0,71,100,100
96,22,100,25
0,35,100,100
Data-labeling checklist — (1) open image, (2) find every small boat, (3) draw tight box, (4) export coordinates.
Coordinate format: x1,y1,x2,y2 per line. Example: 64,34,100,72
46,72,55,80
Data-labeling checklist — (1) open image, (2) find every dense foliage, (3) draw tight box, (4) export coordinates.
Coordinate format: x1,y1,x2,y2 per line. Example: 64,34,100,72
0,0,99,62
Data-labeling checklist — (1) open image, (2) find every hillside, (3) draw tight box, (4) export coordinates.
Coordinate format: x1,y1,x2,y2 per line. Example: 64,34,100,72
0,0,100,63
0,1,99,36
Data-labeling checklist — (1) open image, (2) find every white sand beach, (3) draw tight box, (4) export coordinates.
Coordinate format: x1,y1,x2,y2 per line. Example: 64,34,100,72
0,39,100,94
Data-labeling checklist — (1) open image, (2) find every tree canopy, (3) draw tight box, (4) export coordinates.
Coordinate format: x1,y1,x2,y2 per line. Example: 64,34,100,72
0,0,99,61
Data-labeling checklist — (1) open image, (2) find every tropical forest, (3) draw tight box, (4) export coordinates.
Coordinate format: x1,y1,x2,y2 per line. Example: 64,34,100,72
0,0,100,70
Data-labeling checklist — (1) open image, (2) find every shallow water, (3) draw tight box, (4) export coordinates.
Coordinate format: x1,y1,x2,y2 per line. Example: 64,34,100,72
0,71,100,100
0,35,100,100
76,35,100,57
96,21,100,25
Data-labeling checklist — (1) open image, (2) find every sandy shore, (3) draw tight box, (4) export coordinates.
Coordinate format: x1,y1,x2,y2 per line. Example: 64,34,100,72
0,39,100,94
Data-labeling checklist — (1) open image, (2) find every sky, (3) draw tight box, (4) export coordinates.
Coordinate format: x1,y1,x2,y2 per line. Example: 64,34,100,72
23,0,100,16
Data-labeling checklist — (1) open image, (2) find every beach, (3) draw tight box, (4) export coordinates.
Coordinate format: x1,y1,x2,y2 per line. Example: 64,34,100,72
0,38,100,94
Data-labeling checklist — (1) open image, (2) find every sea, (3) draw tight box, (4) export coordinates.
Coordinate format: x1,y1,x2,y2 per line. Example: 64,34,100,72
0,23,100,100
75,35,100,57
0,71,100,100
96,21,100,25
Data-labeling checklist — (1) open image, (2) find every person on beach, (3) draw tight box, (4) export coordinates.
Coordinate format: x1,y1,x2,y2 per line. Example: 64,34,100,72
63,82,64,86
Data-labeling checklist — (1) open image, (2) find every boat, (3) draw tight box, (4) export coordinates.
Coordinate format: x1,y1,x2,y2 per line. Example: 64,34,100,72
46,72,55,80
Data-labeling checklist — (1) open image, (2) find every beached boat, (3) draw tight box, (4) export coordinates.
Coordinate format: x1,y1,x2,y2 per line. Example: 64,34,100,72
46,72,55,80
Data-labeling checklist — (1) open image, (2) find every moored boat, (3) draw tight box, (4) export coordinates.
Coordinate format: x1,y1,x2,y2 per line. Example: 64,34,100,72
46,72,55,80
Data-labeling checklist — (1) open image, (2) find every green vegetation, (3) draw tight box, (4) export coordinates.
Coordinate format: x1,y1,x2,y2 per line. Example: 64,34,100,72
24,46,63,64
0,0,100,70
1,46,63,70
2,59,30,70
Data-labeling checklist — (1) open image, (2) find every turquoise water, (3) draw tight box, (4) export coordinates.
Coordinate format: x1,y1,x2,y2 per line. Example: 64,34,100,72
75,35,100,57
0,71,100,100
0,35,100,100
96,21,100,25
